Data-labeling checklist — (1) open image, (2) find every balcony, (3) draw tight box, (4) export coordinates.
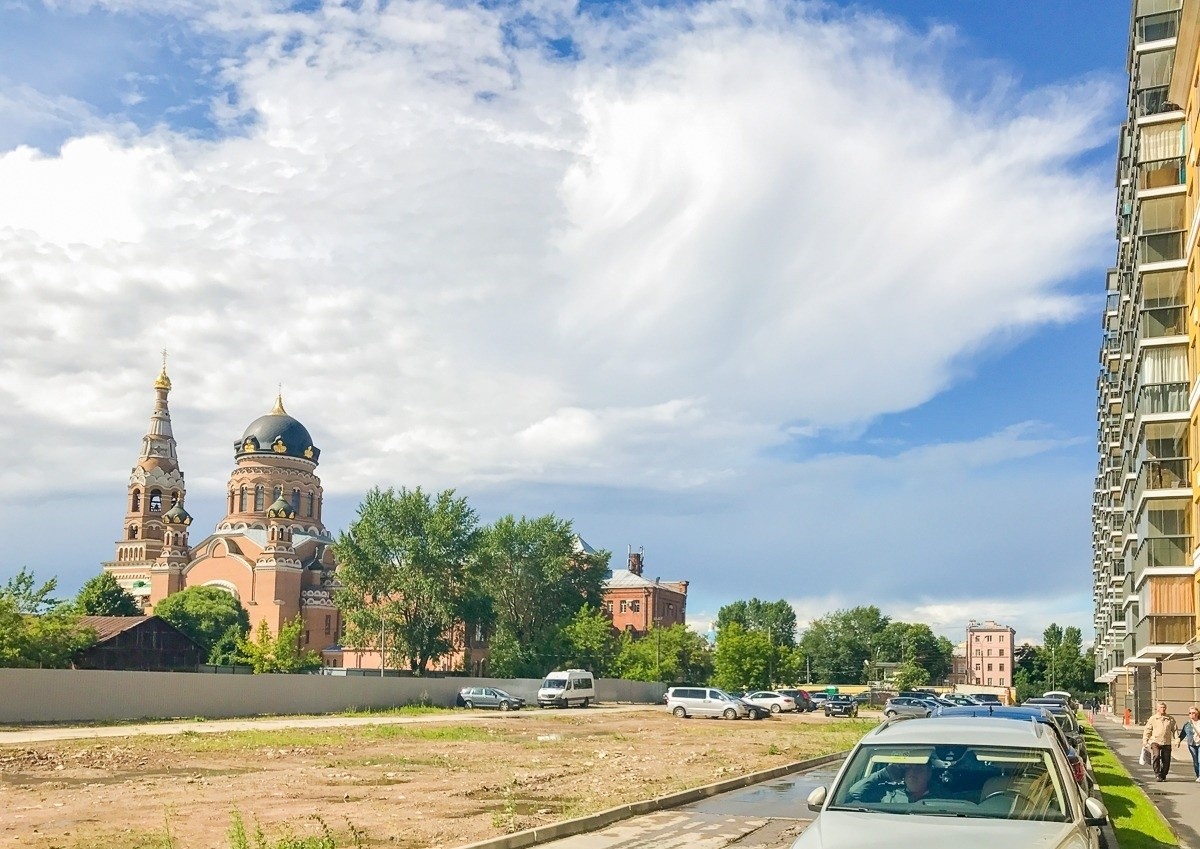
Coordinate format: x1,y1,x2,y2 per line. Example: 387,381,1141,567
1136,86,1173,118
1137,615,1194,647
1139,230,1185,264
1136,382,1188,414
1133,457,1189,504
1133,535,1192,571
1141,305,1186,338
1137,157,1186,190
1135,11,1180,44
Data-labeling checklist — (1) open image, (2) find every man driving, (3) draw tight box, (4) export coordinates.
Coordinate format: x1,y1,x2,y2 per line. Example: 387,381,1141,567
845,753,939,803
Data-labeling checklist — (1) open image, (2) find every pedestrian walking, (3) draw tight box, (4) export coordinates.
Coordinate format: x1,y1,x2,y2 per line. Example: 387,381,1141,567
1176,705,1200,782
1144,701,1179,781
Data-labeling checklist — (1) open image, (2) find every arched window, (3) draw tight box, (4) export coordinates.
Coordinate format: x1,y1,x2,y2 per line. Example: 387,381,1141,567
273,485,282,501
130,490,141,512
171,491,181,506
128,525,139,540
291,489,300,513
254,486,265,511
149,490,162,512
307,492,315,516
227,491,235,513
238,487,247,512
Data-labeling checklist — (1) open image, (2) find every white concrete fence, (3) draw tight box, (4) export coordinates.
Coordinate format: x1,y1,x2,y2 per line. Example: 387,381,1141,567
0,669,667,723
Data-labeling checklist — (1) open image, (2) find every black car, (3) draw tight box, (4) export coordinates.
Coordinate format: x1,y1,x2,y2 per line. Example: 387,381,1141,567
823,694,859,717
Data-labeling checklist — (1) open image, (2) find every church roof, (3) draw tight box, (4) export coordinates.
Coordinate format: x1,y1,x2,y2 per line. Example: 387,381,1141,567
235,395,320,462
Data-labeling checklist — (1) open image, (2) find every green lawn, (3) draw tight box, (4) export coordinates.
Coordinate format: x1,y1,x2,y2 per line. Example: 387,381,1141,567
1081,719,1178,849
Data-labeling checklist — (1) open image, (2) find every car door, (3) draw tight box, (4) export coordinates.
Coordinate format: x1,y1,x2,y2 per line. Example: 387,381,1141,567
480,688,500,708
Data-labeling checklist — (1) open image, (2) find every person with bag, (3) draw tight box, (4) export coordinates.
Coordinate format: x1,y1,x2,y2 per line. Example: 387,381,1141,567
1175,705,1200,781
1144,701,1178,781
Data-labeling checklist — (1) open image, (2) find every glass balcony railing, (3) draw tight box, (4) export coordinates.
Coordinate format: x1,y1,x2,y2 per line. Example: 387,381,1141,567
1138,157,1186,190
1139,230,1185,264
1134,457,1189,505
1141,305,1186,337
1143,615,1194,645
1134,535,1192,571
1136,382,1188,413
1137,86,1173,117
1136,11,1180,44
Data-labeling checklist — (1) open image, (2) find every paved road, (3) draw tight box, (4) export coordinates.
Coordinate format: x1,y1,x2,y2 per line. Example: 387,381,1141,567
536,763,842,849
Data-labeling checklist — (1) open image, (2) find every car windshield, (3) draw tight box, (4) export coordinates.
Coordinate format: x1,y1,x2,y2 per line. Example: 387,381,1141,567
541,679,566,689
827,743,1069,822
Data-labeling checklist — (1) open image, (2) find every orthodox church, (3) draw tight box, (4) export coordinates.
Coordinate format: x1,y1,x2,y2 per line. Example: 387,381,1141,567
103,364,343,663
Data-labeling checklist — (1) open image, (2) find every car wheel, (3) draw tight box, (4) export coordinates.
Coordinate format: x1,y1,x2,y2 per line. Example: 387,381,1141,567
723,707,737,720
580,698,589,708
884,710,896,718
463,700,473,710
824,708,830,716
499,701,511,711
672,706,687,718
770,704,781,714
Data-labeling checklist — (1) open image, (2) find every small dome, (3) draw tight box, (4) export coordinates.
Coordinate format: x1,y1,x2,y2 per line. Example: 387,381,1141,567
163,503,192,525
267,495,296,519
235,395,319,462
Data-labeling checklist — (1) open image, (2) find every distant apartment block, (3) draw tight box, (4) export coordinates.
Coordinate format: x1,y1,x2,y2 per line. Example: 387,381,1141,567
964,620,1015,689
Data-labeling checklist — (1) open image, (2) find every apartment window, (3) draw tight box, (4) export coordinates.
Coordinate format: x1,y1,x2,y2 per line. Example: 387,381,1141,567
974,663,981,671
603,601,613,615
987,663,993,671
986,635,992,642
630,600,640,613
620,600,628,613
999,663,1006,671
987,649,992,656
999,648,1005,657
987,678,993,685
974,635,980,642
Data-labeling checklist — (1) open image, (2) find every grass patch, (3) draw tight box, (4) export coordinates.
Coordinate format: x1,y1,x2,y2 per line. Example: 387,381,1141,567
166,723,496,753
1081,720,1178,849
337,705,446,718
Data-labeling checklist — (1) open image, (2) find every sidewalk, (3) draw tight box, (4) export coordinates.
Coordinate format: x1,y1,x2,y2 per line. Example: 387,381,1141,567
1090,711,1200,848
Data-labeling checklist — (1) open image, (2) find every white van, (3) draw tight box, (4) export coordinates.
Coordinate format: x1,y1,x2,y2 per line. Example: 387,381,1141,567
537,669,595,708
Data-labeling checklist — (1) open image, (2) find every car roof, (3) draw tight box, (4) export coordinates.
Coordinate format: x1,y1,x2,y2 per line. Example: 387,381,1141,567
864,716,1055,747
936,705,1052,719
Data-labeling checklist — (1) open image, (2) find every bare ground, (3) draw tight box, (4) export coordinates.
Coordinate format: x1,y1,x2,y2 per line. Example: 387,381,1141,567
0,707,874,849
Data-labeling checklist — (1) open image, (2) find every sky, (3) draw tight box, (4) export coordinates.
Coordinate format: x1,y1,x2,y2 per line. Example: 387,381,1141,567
0,0,1133,646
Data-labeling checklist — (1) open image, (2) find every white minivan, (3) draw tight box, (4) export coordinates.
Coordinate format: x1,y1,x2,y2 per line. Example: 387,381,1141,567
537,669,595,708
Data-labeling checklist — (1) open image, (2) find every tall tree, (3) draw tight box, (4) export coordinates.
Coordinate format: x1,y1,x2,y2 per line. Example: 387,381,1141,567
73,572,141,616
476,514,610,677
154,586,251,659
560,605,620,676
334,487,481,674
613,624,712,683
3,567,63,614
0,569,93,668
799,606,890,683
716,598,797,648
712,623,772,691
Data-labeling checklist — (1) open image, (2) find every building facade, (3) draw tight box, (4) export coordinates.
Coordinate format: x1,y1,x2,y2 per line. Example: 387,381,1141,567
964,620,1015,689
1093,0,1198,723
104,366,344,663
601,548,688,636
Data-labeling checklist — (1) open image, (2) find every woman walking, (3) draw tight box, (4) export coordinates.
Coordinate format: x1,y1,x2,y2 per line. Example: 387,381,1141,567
1176,705,1200,781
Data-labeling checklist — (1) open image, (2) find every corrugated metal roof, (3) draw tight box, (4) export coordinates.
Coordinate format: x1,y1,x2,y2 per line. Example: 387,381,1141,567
76,616,150,641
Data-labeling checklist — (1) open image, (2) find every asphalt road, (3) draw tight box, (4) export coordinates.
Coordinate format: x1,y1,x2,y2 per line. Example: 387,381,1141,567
534,763,843,849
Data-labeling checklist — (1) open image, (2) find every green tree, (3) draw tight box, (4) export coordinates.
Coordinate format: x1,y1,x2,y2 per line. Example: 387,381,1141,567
3,567,63,614
560,605,619,676
613,624,713,683
154,586,251,660
715,599,797,648
892,660,930,691
799,606,890,683
477,515,610,677
237,617,322,673
73,572,141,616
712,622,772,691
334,487,482,674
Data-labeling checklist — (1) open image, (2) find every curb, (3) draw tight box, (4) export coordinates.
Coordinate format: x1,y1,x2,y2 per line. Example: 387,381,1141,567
456,750,846,849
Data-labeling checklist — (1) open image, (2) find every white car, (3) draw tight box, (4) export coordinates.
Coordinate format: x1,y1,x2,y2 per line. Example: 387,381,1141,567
794,717,1108,849
741,691,798,713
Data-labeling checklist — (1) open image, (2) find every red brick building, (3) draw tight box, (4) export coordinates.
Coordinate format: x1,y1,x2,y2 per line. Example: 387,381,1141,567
601,548,688,636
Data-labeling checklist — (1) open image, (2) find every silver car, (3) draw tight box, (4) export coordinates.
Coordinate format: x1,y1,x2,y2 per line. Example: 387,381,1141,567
794,716,1108,848
883,697,934,718
666,686,750,719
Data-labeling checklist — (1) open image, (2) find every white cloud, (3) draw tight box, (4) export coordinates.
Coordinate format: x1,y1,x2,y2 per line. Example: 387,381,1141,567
0,1,1111,615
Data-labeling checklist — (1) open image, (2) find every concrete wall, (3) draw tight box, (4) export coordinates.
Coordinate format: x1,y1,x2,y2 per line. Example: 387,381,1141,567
0,669,666,723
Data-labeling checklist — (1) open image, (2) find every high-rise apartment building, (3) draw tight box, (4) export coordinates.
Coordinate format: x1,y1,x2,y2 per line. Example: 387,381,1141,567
1094,0,1196,722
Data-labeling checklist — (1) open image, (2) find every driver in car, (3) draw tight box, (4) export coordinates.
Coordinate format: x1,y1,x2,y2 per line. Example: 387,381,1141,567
845,757,940,803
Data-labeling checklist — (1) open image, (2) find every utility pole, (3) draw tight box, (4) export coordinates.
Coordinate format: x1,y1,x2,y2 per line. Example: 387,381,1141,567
380,612,386,678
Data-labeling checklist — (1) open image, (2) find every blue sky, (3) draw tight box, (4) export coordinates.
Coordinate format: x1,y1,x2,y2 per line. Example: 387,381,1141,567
0,0,1131,645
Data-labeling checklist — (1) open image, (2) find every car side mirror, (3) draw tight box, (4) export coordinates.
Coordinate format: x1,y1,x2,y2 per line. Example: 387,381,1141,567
1083,796,1108,827
806,786,827,812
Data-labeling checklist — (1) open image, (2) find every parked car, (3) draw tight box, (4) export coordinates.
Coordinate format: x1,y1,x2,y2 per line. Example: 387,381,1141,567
778,689,816,712
737,698,771,719
666,686,750,720
933,705,1091,789
941,694,982,706
823,694,859,717
810,692,833,709
537,669,595,708
458,686,525,711
1024,701,1089,765
794,716,1108,848
883,697,934,719
969,692,1003,704
742,691,798,714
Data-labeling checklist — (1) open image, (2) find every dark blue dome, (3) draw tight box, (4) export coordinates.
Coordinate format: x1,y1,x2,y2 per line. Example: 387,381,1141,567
235,397,319,462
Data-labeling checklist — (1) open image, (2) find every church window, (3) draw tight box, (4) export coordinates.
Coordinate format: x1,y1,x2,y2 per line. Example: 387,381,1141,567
254,486,265,511
304,631,310,645
291,489,300,513
273,485,282,501
128,525,139,540
227,491,235,513
238,487,246,512
307,492,315,516
131,490,141,512
171,491,180,506
149,490,162,512
325,615,331,636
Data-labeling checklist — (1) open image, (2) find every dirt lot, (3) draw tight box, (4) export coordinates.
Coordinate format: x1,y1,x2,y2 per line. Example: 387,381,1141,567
0,706,874,849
